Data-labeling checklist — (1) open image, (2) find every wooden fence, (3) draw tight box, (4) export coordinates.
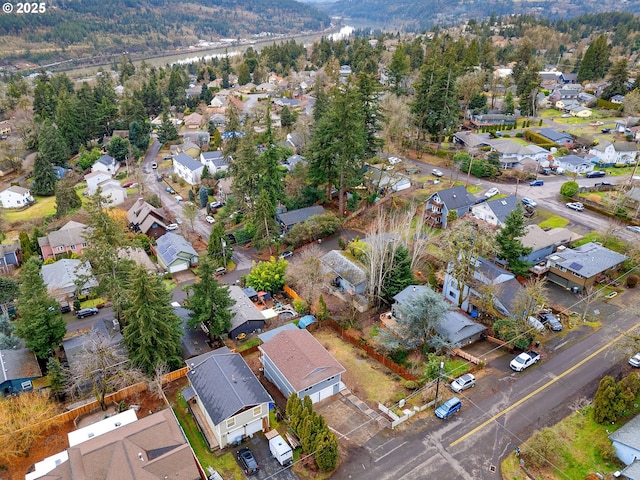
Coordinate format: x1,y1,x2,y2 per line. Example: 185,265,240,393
451,348,483,365
283,285,301,301
323,318,419,381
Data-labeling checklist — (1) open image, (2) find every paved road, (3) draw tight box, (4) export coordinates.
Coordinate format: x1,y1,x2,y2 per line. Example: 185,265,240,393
334,306,639,480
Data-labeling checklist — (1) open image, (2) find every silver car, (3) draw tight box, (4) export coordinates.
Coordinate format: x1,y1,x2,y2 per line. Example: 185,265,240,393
630,353,640,368
450,373,476,393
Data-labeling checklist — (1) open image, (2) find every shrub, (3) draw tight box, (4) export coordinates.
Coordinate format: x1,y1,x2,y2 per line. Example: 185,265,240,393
293,298,308,314
403,380,419,390
389,349,409,366
560,181,579,198
627,275,639,288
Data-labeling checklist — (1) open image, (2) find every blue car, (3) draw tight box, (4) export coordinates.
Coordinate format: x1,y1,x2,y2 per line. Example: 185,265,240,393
530,180,544,187
435,397,462,419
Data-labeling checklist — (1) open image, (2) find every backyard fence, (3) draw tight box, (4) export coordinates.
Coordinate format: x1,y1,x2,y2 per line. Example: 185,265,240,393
323,318,419,381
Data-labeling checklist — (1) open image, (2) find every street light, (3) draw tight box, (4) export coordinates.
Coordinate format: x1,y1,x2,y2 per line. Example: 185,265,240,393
434,361,444,409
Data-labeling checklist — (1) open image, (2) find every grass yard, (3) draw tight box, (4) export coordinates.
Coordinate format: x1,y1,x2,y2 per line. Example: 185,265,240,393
537,213,570,229
3,195,57,223
573,231,628,253
501,405,625,480
313,328,402,404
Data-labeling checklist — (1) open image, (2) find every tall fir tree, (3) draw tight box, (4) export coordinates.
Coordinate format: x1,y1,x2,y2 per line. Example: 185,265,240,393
37,119,68,167
31,153,57,196
577,35,610,83
157,110,179,144
55,174,82,218
495,204,532,277
55,91,84,155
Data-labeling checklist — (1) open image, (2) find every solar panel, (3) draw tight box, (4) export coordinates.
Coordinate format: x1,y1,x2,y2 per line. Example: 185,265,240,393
569,262,583,271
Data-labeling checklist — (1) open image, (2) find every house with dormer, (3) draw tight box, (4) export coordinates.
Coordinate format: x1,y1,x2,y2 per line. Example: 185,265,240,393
488,140,550,169
424,186,477,229
471,195,519,227
127,198,170,239
38,221,87,260
200,150,229,174
555,154,595,174
184,350,273,450
91,154,119,175
590,141,638,166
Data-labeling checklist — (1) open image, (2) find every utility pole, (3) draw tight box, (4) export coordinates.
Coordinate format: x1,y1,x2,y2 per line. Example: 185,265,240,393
434,361,444,409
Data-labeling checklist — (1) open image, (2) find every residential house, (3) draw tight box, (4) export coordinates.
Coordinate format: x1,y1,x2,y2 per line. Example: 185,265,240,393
384,285,486,346
84,171,113,195
609,414,640,480
443,256,524,318
209,113,226,128
96,179,127,205
0,159,15,178
259,329,345,403
118,246,156,272
471,195,519,227
536,128,574,147
538,70,562,89
519,225,581,266
256,82,277,93
200,150,229,174
275,205,326,232
453,131,492,150
555,154,595,175
285,132,305,153
321,250,368,296
590,141,638,166
0,348,42,397
570,105,592,118
170,140,201,159
91,154,119,175
470,113,516,128
536,92,551,109
183,112,203,129
367,166,412,192
173,153,204,185
0,241,20,273
488,140,550,169
183,130,210,149
610,94,626,105
424,186,477,229
549,88,580,107
25,409,202,480
545,242,627,292
127,198,170,239
41,258,97,302
283,154,306,172
62,318,123,373
210,95,227,109
38,220,88,260
173,305,213,359
577,92,597,106
184,350,272,449
561,72,578,84
153,232,199,274
185,85,202,99
615,117,640,134
227,285,266,339
0,186,34,209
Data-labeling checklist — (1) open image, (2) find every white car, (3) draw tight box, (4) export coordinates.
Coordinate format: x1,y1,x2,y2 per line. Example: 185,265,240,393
629,353,640,368
166,223,179,231
485,187,500,198
450,373,476,393
388,156,402,165
432,168,444,177
205,215,215,224
627,226,640,234
566,202,584,211
510,351,540,372
174,195,183,202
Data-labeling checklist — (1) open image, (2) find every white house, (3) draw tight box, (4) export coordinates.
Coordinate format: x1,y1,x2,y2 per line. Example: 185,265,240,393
97,179,127,206
84,171,113,195
555,154,595,174
0,186,34,209
200,151,229,174
91,154,120,174
488,140,550,169
471,195,519,227
173,153,204,185
590,141,639,165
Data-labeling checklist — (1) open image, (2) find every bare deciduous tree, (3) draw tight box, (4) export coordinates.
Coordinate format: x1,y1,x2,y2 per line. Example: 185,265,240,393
284,245,324,306
511,277,549,320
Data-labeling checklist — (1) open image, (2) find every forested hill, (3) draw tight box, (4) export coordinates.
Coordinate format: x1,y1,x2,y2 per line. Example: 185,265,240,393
319,0,640,31
0,0,330,65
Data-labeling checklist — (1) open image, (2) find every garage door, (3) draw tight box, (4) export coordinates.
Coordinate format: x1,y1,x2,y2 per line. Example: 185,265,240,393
245,419,263,437
227,428,244,445
169,262,189,273
317,385,335,402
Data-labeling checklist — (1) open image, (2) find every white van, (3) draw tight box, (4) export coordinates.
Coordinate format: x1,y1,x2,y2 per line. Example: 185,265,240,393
527,316,545,332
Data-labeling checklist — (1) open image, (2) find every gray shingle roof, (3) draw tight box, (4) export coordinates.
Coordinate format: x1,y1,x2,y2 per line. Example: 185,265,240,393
174,153,204,172
433,186,477,211
155,233,198,267
276,205,326,228
228,285,264,330
537,128,573,144
558,154,591,167
393,285,430,305
321,250,367,287
41,259,97,296
548,242,627,278
37,220,87,249
97,154,115,166
519,225,580,251
609,414,640,451
485,195,519,224
435,311,487,344
187,352,272,425
0,348,42,383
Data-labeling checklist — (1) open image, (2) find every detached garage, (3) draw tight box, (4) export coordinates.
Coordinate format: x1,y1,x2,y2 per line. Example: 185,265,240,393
259,329,345,404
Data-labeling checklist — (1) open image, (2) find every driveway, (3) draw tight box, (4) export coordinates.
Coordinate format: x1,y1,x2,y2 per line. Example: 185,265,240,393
235,434,298,480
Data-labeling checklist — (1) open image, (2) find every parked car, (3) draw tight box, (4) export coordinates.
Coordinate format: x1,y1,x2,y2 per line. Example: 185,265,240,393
539,313,563,331
237,447,259,475
151,162,158,169
485,187,500,198
566,202,584,211
163,155,173,160
601,128,611,134
214,267,227,276
529,180,544,187
143,167,150,174
561,113,572,118
629,353,640,368
450,374,476,393
595,182,613,187
210,201,226,209
174,195,183,202
278,250,293,260
166,186,176,195
122,181,134,188
586,170,606,178
205,215,215,224
432,168,444,177
521,197,538,208
510,351,540,372
166,223,179,231
388,156,402,165
435,397,462,419
405,167,421,174
627,226,640,234
76,307,99,319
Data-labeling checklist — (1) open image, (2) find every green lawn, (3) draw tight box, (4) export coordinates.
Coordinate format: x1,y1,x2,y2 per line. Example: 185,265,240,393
572,231,628,254
537,214,570,229
3,196,57,223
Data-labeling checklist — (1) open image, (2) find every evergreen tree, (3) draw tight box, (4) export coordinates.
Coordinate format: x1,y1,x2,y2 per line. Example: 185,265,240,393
18,231,33,262
167,67,187,107
129,120,150,151
387,44,410,94
503,90,515,115
577,35,609,83
14,258,66,359
381,245,415,303
312,81,329,124
280,105,296,129
55,174,82,218
516,66,541,117
593,375,624,424
31,153,57,196
228,126,259,212
315,429,339,472
601,59,629,100
198,186,209,208
46,357,67,399
33,72,57,120
55,91,84,155
237,63,251,86
411,66,460,143
123,265,183,374
223,102,242,160
76,83,99,142
207,222,232,266
106,136,130,163
184,256,235,340
157,111,179,144
495,204,532,277
357,72,385,160
251,190,279,252
37,119,68,167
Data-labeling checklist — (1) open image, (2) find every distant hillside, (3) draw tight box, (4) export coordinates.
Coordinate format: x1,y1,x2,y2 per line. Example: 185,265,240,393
0,0,330,65
318,0,640,31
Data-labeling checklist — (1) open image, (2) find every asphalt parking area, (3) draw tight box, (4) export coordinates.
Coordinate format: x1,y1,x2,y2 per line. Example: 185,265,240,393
234,434,298,480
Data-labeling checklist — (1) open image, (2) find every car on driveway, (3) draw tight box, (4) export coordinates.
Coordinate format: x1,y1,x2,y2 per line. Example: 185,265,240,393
389,156,402,165
586,170,606,178
151,162,158,169
529,180,544,187
166,186,176,195
174,195,183,202
166,223,179,231
566,202,584,211
485,187,500,198
627,226,640,234
143,167,150,174
432,168,444,177
521,197,537,208
122,181,134,188
435,397,462,419
510,351,540,372
237,447,259,475
205,215,215,224
76,307,99,319
450,374,476,393
539,313,563,331
629,353,640,368
278,250,293,260
210,201,226,209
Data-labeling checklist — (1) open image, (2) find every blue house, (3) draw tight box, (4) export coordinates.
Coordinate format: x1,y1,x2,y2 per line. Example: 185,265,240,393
425,186,477,229
610,415,640,480
0,349,42,397
518,225,579,266
0,241,20,272
259,328,345,404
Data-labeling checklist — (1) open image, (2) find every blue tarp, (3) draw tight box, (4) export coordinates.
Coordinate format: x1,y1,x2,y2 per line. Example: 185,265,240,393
298,315,317,329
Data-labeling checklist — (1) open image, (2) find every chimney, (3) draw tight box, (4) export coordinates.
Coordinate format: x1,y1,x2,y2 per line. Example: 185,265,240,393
138,452,144,461
231,375,236,383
